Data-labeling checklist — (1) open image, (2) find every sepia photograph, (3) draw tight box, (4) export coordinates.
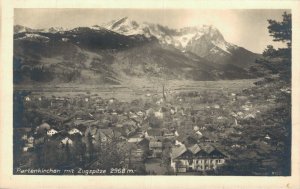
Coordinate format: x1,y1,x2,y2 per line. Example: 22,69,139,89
1,0,300,188
12,8,292,176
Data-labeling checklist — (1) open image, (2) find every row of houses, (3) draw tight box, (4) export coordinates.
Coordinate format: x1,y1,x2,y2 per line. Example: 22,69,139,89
170,144,227,172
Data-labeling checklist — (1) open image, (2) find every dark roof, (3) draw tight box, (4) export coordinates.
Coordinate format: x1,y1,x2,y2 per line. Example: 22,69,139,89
147,129,163,136
171,145,187,159
171,144,227,159
188,144,201,154
209,148,227,158
199,144,215,154
100,128,114,138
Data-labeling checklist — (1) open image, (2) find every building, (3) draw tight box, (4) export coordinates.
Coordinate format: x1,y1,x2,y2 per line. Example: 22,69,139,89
170,144,227,173
145,129,164,140
47,129,58,136
68,128,82,135
149,141,163,158
84,126,109,146
125,138,149,170
61,137,73,146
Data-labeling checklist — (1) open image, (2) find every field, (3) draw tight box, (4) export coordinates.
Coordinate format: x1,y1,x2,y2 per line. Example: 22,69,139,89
14,78,259,101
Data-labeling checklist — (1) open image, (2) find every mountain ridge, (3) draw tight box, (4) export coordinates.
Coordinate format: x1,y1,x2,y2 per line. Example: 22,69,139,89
13,19,261,85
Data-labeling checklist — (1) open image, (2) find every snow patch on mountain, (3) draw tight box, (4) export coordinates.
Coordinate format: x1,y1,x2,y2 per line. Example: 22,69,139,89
101,18,235,54
173,32,202,48
104,17,145,36
212,41,232,54
16,33,50,42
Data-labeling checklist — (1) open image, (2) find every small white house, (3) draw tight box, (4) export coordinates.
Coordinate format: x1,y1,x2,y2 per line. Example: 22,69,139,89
175,140,183,146
265,134,271,140
21,134,28,140
23,147,29,152
174,130,179,137
47,129,58,136
193,126,200,131
237,112,244,117
68,128,82,135
156,98,164,105
196,131,203,136
27,136,34,144
61,137,73,145
214,104,220,109
137,111,144,117
170,107,177,115
62,38,69,42
154,111,164,119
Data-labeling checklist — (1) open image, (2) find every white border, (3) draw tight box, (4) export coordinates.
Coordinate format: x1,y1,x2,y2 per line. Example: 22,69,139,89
1,0,300,188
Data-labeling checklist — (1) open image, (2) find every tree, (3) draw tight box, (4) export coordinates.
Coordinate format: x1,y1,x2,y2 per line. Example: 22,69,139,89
262,45,277,57
255,12,292,81
267,12,291,48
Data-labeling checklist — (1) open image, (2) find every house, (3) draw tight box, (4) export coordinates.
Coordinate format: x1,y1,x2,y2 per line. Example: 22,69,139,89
23,146,33,152
21,134,28,141
108,98,115,104
62,37,69,42
26,136,35,147
125,148,145,170
214,104,220,109
47,129,58,136
154,111,163,119
145,108,155,117
128,138,144,143
195,131,202,136
149,141,163,158
50,98,65,107
84,126,115,146
100,128,115,139
130,116,143,125
170,144,227,173
61,137,73,146
125,138,149,169
163,130,175,138
136,111,144,117
175,140,183,146
34,136,45,146
145,129,164,140
68,128,82,135
122,124,137,137
24,96,31,101
264,134,271,140
170,107,177,115
156,98,164,105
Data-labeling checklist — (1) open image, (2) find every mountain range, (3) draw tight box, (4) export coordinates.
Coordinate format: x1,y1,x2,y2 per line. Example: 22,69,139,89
13,17,262,85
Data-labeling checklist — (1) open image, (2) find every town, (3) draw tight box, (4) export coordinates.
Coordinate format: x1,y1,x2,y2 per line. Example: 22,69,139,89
13,76,291,175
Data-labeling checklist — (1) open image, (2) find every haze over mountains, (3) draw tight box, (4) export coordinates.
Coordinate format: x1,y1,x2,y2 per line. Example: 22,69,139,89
13,17,261,85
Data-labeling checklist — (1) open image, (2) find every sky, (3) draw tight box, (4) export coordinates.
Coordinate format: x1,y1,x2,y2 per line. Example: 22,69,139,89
14,9,290,53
